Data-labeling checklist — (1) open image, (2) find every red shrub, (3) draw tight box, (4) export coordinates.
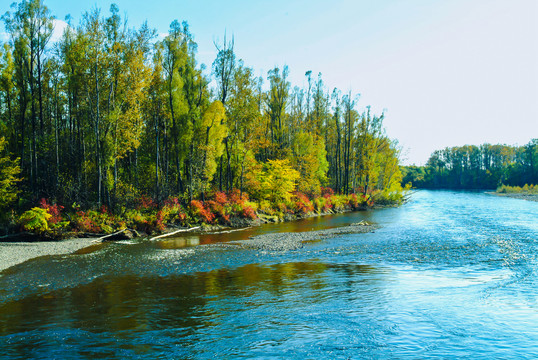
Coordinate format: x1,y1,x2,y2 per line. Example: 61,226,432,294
137,194,157,210
229,189,248,205
207,199,229,224
294,192,314,215
74,211,101,233
154,214,166,231
321,187,335,198
277,202,289,214
213,191,228,205
189,200,215,224
349,194,359,209
242,206,257,220
164,197,181,206
39,198,64,225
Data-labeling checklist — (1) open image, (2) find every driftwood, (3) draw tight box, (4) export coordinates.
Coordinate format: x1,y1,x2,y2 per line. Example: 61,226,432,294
149,226,200,241
93,228,140,243
352,220,372,226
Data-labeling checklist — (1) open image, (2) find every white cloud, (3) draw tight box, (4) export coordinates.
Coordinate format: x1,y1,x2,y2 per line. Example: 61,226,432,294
50,18,69,44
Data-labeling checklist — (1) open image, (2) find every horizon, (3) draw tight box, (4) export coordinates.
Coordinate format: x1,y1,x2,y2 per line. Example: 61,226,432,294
2,0,537,165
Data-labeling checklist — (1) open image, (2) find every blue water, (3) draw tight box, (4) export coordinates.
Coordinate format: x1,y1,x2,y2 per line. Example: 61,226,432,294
1,191,538,359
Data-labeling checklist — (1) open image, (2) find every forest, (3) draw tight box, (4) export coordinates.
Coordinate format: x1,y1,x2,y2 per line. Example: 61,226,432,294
402,140,538,190
0,0,405,235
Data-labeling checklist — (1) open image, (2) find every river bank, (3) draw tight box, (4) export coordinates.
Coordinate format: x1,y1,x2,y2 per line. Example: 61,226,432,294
488,192,538,202
0,238,93,272
0,211,380,272
0,195,398,271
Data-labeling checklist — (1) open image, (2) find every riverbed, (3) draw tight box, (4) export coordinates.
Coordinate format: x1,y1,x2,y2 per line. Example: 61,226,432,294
1,190,538,358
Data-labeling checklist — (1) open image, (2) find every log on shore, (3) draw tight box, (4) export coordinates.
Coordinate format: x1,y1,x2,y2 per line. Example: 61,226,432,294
149,226,200,241
94,229,140,242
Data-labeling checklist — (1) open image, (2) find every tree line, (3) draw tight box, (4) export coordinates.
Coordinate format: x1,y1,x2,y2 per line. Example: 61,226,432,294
0,0,404,216
402,140,538,189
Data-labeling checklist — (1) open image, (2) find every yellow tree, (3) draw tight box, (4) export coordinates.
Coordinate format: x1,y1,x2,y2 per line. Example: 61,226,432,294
291,131,328,196
196,101,227,199
250,159,299,203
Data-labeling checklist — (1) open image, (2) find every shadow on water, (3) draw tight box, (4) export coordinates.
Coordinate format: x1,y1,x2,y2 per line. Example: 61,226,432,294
0,261,388,359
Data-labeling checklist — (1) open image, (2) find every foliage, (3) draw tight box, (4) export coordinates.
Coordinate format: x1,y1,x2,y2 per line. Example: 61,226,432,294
252,159,300,203
38,198,64,225
0,137,21,212
188,200,215,224
154,197,187,230
294,192,314,215
292,132,329,196
19,207,51,233
73,209,118,234
497,184,538,194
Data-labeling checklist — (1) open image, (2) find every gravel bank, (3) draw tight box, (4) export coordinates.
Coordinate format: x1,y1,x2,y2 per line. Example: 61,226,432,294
0,222,379,272
224,222,380,251
490,192,538,202
0,238,94,272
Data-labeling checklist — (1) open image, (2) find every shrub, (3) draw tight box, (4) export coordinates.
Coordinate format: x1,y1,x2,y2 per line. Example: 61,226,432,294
331,195,348,212
19,207,51,233
294,192,314,215
497,184,538,194
241,205,257,220
348,193,368,209
154,197,187,230
38,198,64,225
74,211,100,233
205,191,230,224
313,196,332,213
321,187,334,197
124,209,150,232
137,194,157,211
189,200,215,224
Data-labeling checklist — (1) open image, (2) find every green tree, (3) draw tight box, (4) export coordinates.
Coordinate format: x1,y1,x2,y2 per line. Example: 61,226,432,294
0,137,21,213
266,66,290,156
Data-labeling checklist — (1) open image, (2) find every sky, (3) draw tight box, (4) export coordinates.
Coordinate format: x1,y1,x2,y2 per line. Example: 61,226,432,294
3,0,537,165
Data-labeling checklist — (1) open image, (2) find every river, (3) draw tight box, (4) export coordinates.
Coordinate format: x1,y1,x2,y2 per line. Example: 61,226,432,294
1,190,538,359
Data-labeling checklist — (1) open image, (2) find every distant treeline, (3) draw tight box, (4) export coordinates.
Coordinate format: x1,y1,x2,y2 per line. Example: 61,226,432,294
402,140,538,190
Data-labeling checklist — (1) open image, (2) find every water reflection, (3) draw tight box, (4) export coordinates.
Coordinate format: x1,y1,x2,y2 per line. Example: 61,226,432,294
155,236,201,249
0,261,391,358
155,209,375,249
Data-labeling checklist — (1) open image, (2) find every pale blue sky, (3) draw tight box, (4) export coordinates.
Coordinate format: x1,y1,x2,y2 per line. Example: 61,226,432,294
4,0,538,165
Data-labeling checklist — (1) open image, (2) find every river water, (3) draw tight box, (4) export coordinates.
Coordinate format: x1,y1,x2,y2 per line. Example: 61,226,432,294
1,190,538,359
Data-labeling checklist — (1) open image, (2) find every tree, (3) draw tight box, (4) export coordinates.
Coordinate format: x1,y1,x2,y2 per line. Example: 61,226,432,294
250,159,299,203
266,66,290,156
196,101,227,200
291,131,328,195
0,137,21,213
3,0,54,196
212,33,235,192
